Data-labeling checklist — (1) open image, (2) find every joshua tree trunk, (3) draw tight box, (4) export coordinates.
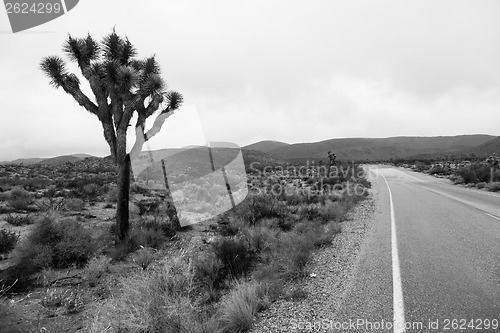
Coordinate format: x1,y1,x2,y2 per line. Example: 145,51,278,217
116,154,131,241
161,159,181,230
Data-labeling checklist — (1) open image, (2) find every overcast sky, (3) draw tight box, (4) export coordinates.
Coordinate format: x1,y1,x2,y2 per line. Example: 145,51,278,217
1,0,500,160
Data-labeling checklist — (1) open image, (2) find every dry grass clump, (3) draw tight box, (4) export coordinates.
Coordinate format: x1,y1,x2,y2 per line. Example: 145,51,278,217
88,251,219,333
219,281,270,333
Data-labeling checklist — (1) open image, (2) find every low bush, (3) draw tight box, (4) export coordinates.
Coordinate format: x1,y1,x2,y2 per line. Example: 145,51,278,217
476,182,487,189
65,198,85,211
486,182,500,192
233,194,289,226
7,186,33,211
2,217,95,292
4,213,33,226
0,228,19,254
85,255,112,287
131,247,157,270
105,187,119,203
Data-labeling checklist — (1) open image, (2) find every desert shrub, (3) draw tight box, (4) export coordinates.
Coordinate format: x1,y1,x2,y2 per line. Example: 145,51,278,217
317,200,347,222
65,198,85,211
106,187,119,203
0,192,9,201
0,228,19,254
11,217,94,273
7,186,33,211
41,288,85,314
486,182,500,192
219,281,269,333
217,215,247,236
83,183,100,198
476,182,487,189
131,216,176,249
4,213,33,226
85,255,112,287
298,203,322,221
132,247,157,270
212,236,255,280
233,194,289,226
135,199,161,215
455,163,491,184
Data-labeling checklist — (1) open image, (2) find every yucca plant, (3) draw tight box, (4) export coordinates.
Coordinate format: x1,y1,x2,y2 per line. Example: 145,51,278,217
40,29,183,241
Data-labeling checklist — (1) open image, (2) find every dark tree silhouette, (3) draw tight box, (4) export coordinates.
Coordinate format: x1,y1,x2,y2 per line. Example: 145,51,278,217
486,153,499,183
40,30,183,241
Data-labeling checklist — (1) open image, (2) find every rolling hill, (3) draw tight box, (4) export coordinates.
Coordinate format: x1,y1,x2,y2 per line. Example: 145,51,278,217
243,140,290,153
1,135,497,166
0,154,95,166
248,135,496,162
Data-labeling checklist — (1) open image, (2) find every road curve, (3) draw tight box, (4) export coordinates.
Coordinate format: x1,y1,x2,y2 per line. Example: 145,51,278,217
334,166,500,333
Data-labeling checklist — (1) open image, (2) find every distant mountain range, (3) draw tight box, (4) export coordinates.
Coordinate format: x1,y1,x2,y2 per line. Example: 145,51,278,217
243,135,500,162
1,135,499,166
0,154,95,166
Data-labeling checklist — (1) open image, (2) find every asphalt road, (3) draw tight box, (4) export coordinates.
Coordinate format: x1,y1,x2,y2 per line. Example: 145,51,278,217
334,166,500,333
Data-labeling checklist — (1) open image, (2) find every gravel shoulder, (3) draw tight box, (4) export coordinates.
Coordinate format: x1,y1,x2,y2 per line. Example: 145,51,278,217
252,193,376,332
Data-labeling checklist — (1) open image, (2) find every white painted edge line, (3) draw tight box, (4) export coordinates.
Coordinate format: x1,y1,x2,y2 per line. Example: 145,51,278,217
485,213,500,221
382,174,406,333
403,172,425,183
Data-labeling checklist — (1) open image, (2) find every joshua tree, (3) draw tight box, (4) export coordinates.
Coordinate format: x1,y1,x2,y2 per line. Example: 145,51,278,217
485,153,499,183
40,30,183,241
327,151,337,177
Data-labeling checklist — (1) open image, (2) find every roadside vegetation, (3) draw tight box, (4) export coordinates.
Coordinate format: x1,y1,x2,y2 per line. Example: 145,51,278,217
0,158,369,332
389,153,500,192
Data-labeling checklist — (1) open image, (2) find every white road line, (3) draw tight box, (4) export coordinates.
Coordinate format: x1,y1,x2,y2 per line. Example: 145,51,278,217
486,213,500,221
400,170,425,183
383,175,406,333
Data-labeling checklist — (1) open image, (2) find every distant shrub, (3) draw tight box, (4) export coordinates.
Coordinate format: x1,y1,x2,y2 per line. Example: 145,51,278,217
0,228,19,254
486,182,500,192
65,198,85,211
476,182,487,189
83,183,100,198
233,194,289,226
106,187,119,203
